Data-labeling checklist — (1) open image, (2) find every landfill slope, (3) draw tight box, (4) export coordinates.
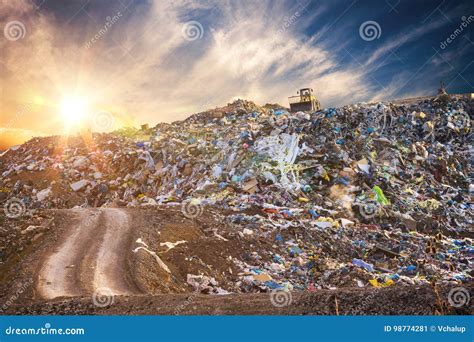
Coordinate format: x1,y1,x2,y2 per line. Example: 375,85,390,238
0,95,472,315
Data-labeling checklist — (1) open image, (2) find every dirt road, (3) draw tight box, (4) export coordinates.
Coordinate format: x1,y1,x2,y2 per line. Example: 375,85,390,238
37,208,140,299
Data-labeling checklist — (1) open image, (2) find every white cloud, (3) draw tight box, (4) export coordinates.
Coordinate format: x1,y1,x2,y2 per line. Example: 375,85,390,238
1,0,451,141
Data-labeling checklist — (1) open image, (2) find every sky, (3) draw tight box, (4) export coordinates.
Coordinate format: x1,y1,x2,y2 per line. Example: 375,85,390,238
0,0,473,148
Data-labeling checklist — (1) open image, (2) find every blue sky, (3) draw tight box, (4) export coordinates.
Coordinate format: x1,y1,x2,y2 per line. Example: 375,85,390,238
0,0,473,146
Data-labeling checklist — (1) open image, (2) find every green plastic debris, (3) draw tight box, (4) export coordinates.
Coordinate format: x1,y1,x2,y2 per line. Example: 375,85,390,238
373,186,390,205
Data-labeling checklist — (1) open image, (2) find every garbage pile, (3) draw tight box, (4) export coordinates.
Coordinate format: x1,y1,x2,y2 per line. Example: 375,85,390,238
1,95,472,292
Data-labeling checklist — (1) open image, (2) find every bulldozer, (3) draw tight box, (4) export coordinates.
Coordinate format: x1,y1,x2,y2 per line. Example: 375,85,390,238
288,88,321,112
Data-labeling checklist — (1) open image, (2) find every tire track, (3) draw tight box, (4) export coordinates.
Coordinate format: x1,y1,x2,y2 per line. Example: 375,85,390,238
93,208,138,295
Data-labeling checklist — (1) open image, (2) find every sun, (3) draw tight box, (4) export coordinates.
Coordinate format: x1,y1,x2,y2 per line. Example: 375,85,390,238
59,96,88,126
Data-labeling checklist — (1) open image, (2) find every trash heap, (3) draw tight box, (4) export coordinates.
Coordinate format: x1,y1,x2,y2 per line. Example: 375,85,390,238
0,95,472,292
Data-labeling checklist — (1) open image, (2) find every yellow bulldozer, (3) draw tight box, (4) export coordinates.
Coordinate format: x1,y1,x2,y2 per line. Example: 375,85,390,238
288,88,321,112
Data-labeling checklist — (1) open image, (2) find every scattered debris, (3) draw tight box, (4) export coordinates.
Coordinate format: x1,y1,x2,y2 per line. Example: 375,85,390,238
133,239,171,273
160,240,186,251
